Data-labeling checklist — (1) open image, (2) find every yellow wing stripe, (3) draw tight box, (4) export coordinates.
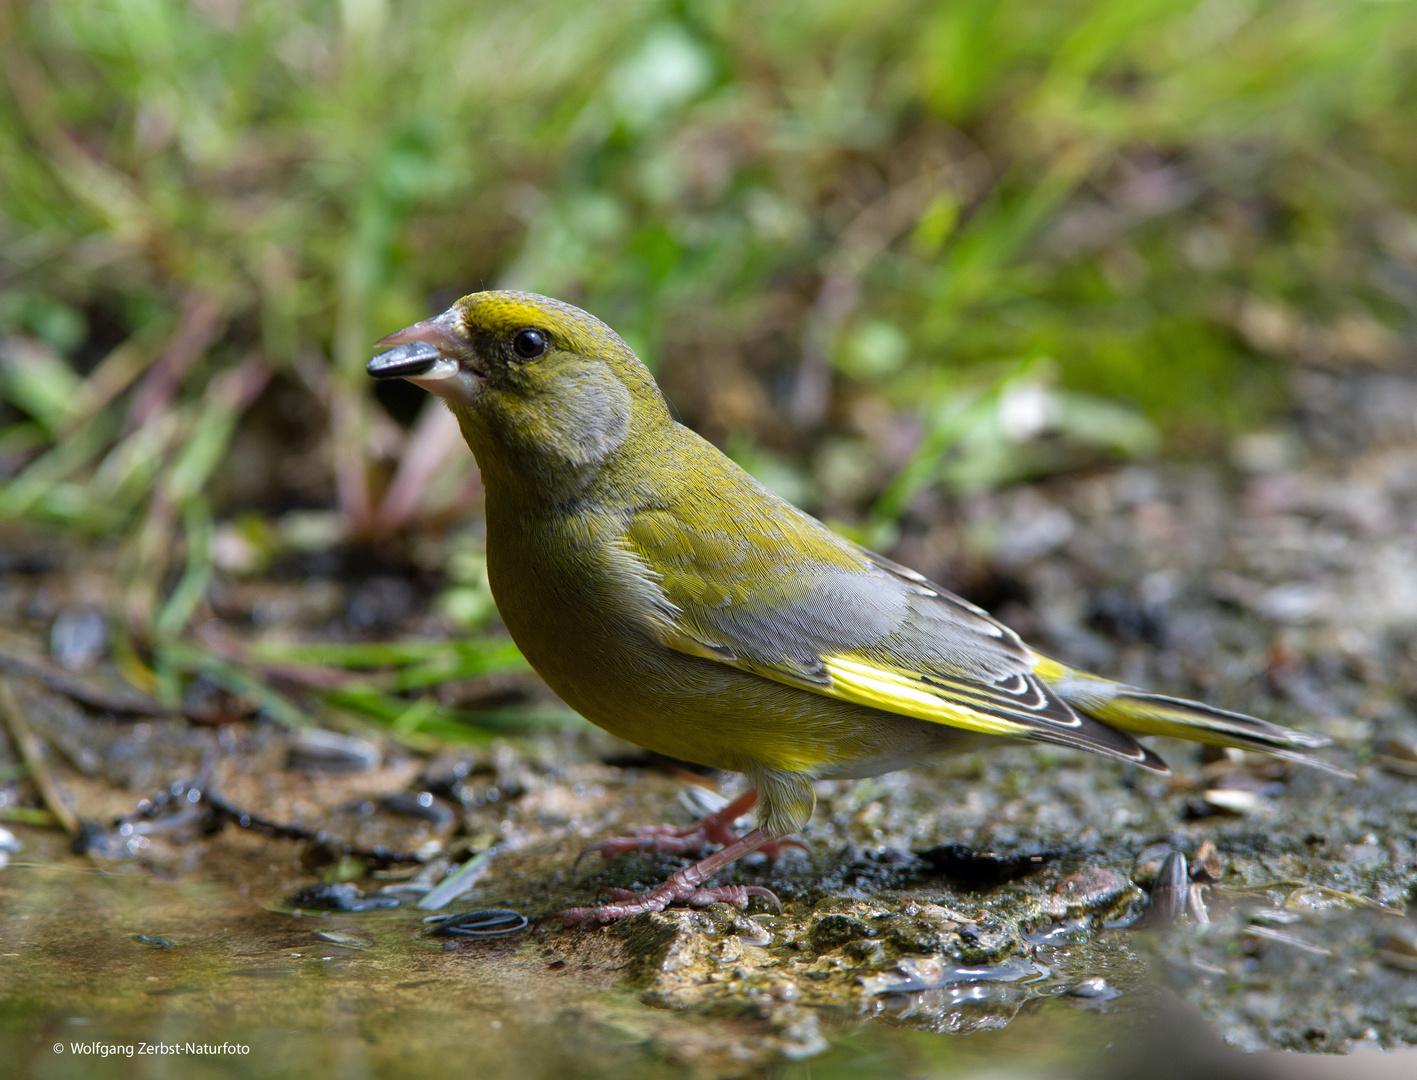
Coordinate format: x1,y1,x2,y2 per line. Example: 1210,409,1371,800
1029,654,1069,681
820,656,1033,738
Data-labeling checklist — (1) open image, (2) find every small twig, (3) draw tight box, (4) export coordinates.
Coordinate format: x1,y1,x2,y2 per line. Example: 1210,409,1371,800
60,330,162,436
82,776,428,866
202,789,424,865
4,862,114,875
0,639,168,716
0,678,81,836
0,639,223,725
196,628,362,690
125,290,226,431
1242,924,1332,956
111,775,212,827
1216,879,1406,918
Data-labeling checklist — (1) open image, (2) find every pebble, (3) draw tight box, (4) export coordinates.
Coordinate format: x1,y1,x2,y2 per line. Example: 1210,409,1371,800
383,791,456,829
286,882,400,912
1191,839,1223,884
1202,787,1262,814
49,607,108,670
1068,977,1120,1001
288,730,381,774
1038,867,1129,918
736,918,773,947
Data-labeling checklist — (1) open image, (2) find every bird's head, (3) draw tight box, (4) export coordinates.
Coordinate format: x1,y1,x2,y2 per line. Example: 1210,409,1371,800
369,291,671,493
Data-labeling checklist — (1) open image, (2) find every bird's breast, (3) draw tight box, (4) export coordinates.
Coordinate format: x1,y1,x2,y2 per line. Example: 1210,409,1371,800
482,507,714,753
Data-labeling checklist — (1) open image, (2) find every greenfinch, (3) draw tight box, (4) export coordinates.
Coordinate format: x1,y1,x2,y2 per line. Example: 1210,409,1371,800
369,291,1335,924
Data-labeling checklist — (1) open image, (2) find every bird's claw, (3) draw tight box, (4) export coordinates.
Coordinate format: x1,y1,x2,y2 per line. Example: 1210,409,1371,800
761,836,810,860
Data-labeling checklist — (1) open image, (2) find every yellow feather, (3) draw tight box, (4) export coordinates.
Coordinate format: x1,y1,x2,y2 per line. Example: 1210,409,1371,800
818,656,1032,738
1028,654,1068,681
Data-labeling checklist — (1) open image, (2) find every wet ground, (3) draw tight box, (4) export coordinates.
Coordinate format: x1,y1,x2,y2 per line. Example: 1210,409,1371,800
0,722,1414,1079
2,361,1417,1078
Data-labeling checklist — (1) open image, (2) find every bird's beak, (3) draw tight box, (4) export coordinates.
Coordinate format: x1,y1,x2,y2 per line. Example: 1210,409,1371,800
367,310,484,404
366,339,443,378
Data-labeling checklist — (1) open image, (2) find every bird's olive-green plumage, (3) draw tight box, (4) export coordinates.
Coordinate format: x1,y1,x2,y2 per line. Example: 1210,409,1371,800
370,291,1337,838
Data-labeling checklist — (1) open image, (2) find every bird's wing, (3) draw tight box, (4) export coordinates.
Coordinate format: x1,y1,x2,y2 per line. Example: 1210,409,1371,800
623,492,1160,769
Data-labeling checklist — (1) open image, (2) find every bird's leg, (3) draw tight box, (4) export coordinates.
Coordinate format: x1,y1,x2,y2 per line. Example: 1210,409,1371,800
554,827,783,925
578,789,806,862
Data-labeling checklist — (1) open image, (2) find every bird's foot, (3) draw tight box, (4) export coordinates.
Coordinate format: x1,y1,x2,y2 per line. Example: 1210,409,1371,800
552,881,782,925
553,826,783,925
580,821,720,860
578,789,806,863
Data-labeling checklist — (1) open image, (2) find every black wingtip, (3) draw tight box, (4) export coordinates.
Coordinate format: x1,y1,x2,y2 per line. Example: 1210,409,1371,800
1137,744,1170,774
367,341,441,378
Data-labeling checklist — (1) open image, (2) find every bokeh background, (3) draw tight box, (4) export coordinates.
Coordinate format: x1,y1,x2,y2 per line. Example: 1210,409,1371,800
2,0,1416,746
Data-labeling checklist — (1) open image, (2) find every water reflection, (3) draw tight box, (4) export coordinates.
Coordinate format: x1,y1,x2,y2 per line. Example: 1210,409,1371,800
874,981,1037,1034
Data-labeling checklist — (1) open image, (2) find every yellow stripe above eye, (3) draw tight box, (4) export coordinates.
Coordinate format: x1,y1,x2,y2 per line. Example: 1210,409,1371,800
821,656,1033,738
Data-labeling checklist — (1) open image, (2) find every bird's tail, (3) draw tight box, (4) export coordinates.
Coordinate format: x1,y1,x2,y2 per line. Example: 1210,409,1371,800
1035,657,1350,776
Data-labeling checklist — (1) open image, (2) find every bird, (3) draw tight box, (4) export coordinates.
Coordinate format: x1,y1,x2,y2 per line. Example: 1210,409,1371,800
368,290,1338,924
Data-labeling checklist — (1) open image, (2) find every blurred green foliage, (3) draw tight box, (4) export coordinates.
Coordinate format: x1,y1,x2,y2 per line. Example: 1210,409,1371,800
1,0,1414,722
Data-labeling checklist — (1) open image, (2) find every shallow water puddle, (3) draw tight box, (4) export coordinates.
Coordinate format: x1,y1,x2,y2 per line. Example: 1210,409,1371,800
0,832,1160,1080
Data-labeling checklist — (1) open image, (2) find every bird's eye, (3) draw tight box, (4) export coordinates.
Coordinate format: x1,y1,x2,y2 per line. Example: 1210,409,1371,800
511,328,548,359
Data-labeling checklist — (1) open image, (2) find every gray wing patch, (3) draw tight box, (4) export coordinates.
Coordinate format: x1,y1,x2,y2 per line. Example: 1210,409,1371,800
864,548,1025,646
678,543,1033,686
692,566,909,671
